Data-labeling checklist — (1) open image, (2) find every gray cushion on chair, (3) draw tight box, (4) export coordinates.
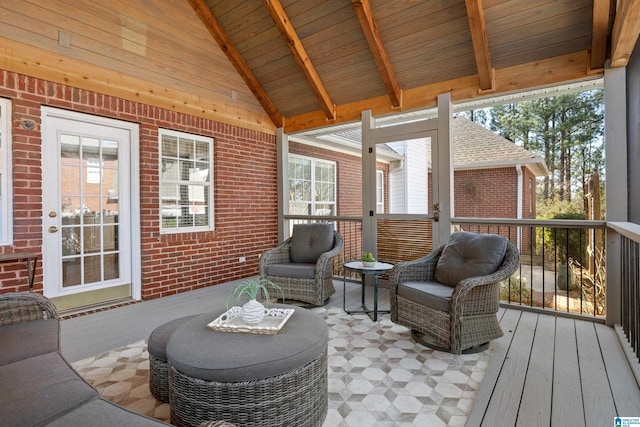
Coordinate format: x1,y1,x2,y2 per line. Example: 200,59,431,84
46,398,168,426
289,223,334,263
435,232,507,287
397,281,455,312
265,263,316,279
0,319,59,366
0,352,98,427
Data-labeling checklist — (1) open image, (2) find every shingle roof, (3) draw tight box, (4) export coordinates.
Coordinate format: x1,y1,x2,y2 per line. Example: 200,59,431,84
452,117,548,176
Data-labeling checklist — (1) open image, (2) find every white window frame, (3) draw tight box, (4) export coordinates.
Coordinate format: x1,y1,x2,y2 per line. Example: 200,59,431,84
288,154,336,216
159,129,214,233
0,98,13,245
376,170,384,213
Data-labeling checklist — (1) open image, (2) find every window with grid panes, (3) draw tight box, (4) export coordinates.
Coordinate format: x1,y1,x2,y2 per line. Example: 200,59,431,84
288,155,335,216
159,129,213,232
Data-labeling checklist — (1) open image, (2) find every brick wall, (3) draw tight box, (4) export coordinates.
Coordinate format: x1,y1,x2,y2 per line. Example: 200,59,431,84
0,70,277,298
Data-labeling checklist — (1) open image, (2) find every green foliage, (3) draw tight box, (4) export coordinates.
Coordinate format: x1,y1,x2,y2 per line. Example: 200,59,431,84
362,252,376,262
227,277,283,308
536,198,587,263
462,88,605,205
500,276,532,305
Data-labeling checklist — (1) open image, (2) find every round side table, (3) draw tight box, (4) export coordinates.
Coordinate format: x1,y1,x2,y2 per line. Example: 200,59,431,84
343,260,394,321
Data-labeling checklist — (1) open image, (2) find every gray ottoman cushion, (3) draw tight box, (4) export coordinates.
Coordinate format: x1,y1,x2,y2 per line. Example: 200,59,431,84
148,315,199,359
167,304,328,382
0,319,59,366
0,352,98,427
46,398,168,426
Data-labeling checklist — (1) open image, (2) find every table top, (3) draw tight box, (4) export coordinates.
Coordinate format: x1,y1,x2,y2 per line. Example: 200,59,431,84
166,303,327,382
344,260,394,273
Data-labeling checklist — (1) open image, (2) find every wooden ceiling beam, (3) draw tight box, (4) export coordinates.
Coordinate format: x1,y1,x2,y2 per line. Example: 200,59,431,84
284,51,598,134
352,0,402,108
188,0,283,128
465,0,494,92
590,0,611,70
263,0,335,120
611,0,640,67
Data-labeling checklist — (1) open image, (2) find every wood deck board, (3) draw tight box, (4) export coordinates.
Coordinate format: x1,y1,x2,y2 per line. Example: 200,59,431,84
472,310,640,427
551,316,585,427
575,320,617,427
482,310,537,427
515,314,555,427
596,323,640,416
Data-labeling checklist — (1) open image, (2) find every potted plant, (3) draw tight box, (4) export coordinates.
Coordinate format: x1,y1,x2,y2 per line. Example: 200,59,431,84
362,252,377,267
227,277,283,324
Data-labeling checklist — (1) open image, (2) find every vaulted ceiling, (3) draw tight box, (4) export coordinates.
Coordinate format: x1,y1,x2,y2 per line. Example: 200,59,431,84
187,0,638,133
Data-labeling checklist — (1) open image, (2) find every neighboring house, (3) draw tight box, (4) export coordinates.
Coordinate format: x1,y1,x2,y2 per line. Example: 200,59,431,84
289,117,548,221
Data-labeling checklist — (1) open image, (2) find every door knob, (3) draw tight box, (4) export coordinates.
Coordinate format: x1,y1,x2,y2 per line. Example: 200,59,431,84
48,226,58,233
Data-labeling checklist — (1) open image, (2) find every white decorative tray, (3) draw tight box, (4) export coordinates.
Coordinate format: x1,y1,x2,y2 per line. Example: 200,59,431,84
207,306,295,335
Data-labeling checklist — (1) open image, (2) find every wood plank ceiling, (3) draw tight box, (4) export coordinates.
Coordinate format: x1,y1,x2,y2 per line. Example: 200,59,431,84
188,0,637,134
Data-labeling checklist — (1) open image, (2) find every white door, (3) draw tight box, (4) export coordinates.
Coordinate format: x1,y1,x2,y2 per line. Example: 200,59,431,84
362,116,442,263
41,108,140,306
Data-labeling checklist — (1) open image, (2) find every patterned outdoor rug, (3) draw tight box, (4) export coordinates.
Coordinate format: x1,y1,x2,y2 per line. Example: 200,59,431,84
72,306,491,426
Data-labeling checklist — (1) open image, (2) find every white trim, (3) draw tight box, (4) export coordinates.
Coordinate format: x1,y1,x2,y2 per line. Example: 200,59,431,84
287,153,337,216
40,107,141,299
0,98,13,246
158,128,214,234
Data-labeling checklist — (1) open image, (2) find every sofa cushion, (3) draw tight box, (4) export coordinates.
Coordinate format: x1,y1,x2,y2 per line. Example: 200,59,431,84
397,281,455,312
0,319,59,366
435,232,507,287
290,223,334,263
45,398,168,426
265,262,316,279
0,352,98,427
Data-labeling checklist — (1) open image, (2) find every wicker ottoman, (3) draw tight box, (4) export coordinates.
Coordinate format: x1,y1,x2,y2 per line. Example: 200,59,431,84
147,315,198,402
166,304,328,427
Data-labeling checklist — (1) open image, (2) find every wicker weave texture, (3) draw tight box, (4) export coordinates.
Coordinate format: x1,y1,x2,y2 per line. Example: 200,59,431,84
169,350,328,427
259,231,343,306
390,239,520,354
0,292,58,326
149,354,170,403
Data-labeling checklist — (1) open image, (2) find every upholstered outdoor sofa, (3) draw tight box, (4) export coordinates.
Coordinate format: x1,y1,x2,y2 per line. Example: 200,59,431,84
0,292,233,427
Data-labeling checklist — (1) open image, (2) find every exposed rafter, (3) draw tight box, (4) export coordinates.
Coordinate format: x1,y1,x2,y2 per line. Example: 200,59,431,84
611,0,640,67
590,0,611,70
465,0,494,92
263,0,335,120
284,51,594,134
352,0,402,109
188,0,283,128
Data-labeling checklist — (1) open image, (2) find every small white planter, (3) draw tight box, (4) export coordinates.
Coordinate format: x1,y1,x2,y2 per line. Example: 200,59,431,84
362,261,377,268
241,299,266,324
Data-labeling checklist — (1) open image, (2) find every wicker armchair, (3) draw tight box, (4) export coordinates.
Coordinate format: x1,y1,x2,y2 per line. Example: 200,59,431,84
0,291,59,326
259,223,344,306
389,232,520,354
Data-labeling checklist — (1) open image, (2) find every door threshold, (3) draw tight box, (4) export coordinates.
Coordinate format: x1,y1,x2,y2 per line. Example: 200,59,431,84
59,297,139,319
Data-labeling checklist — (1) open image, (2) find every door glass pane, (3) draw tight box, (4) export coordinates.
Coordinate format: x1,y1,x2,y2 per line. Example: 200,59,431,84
59,133,120,287
375,136,434,264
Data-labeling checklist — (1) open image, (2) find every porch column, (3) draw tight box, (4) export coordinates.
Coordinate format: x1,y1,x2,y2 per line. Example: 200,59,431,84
604,63,627,326
361,110,376,255
277,127,289,243
435,93,453,247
